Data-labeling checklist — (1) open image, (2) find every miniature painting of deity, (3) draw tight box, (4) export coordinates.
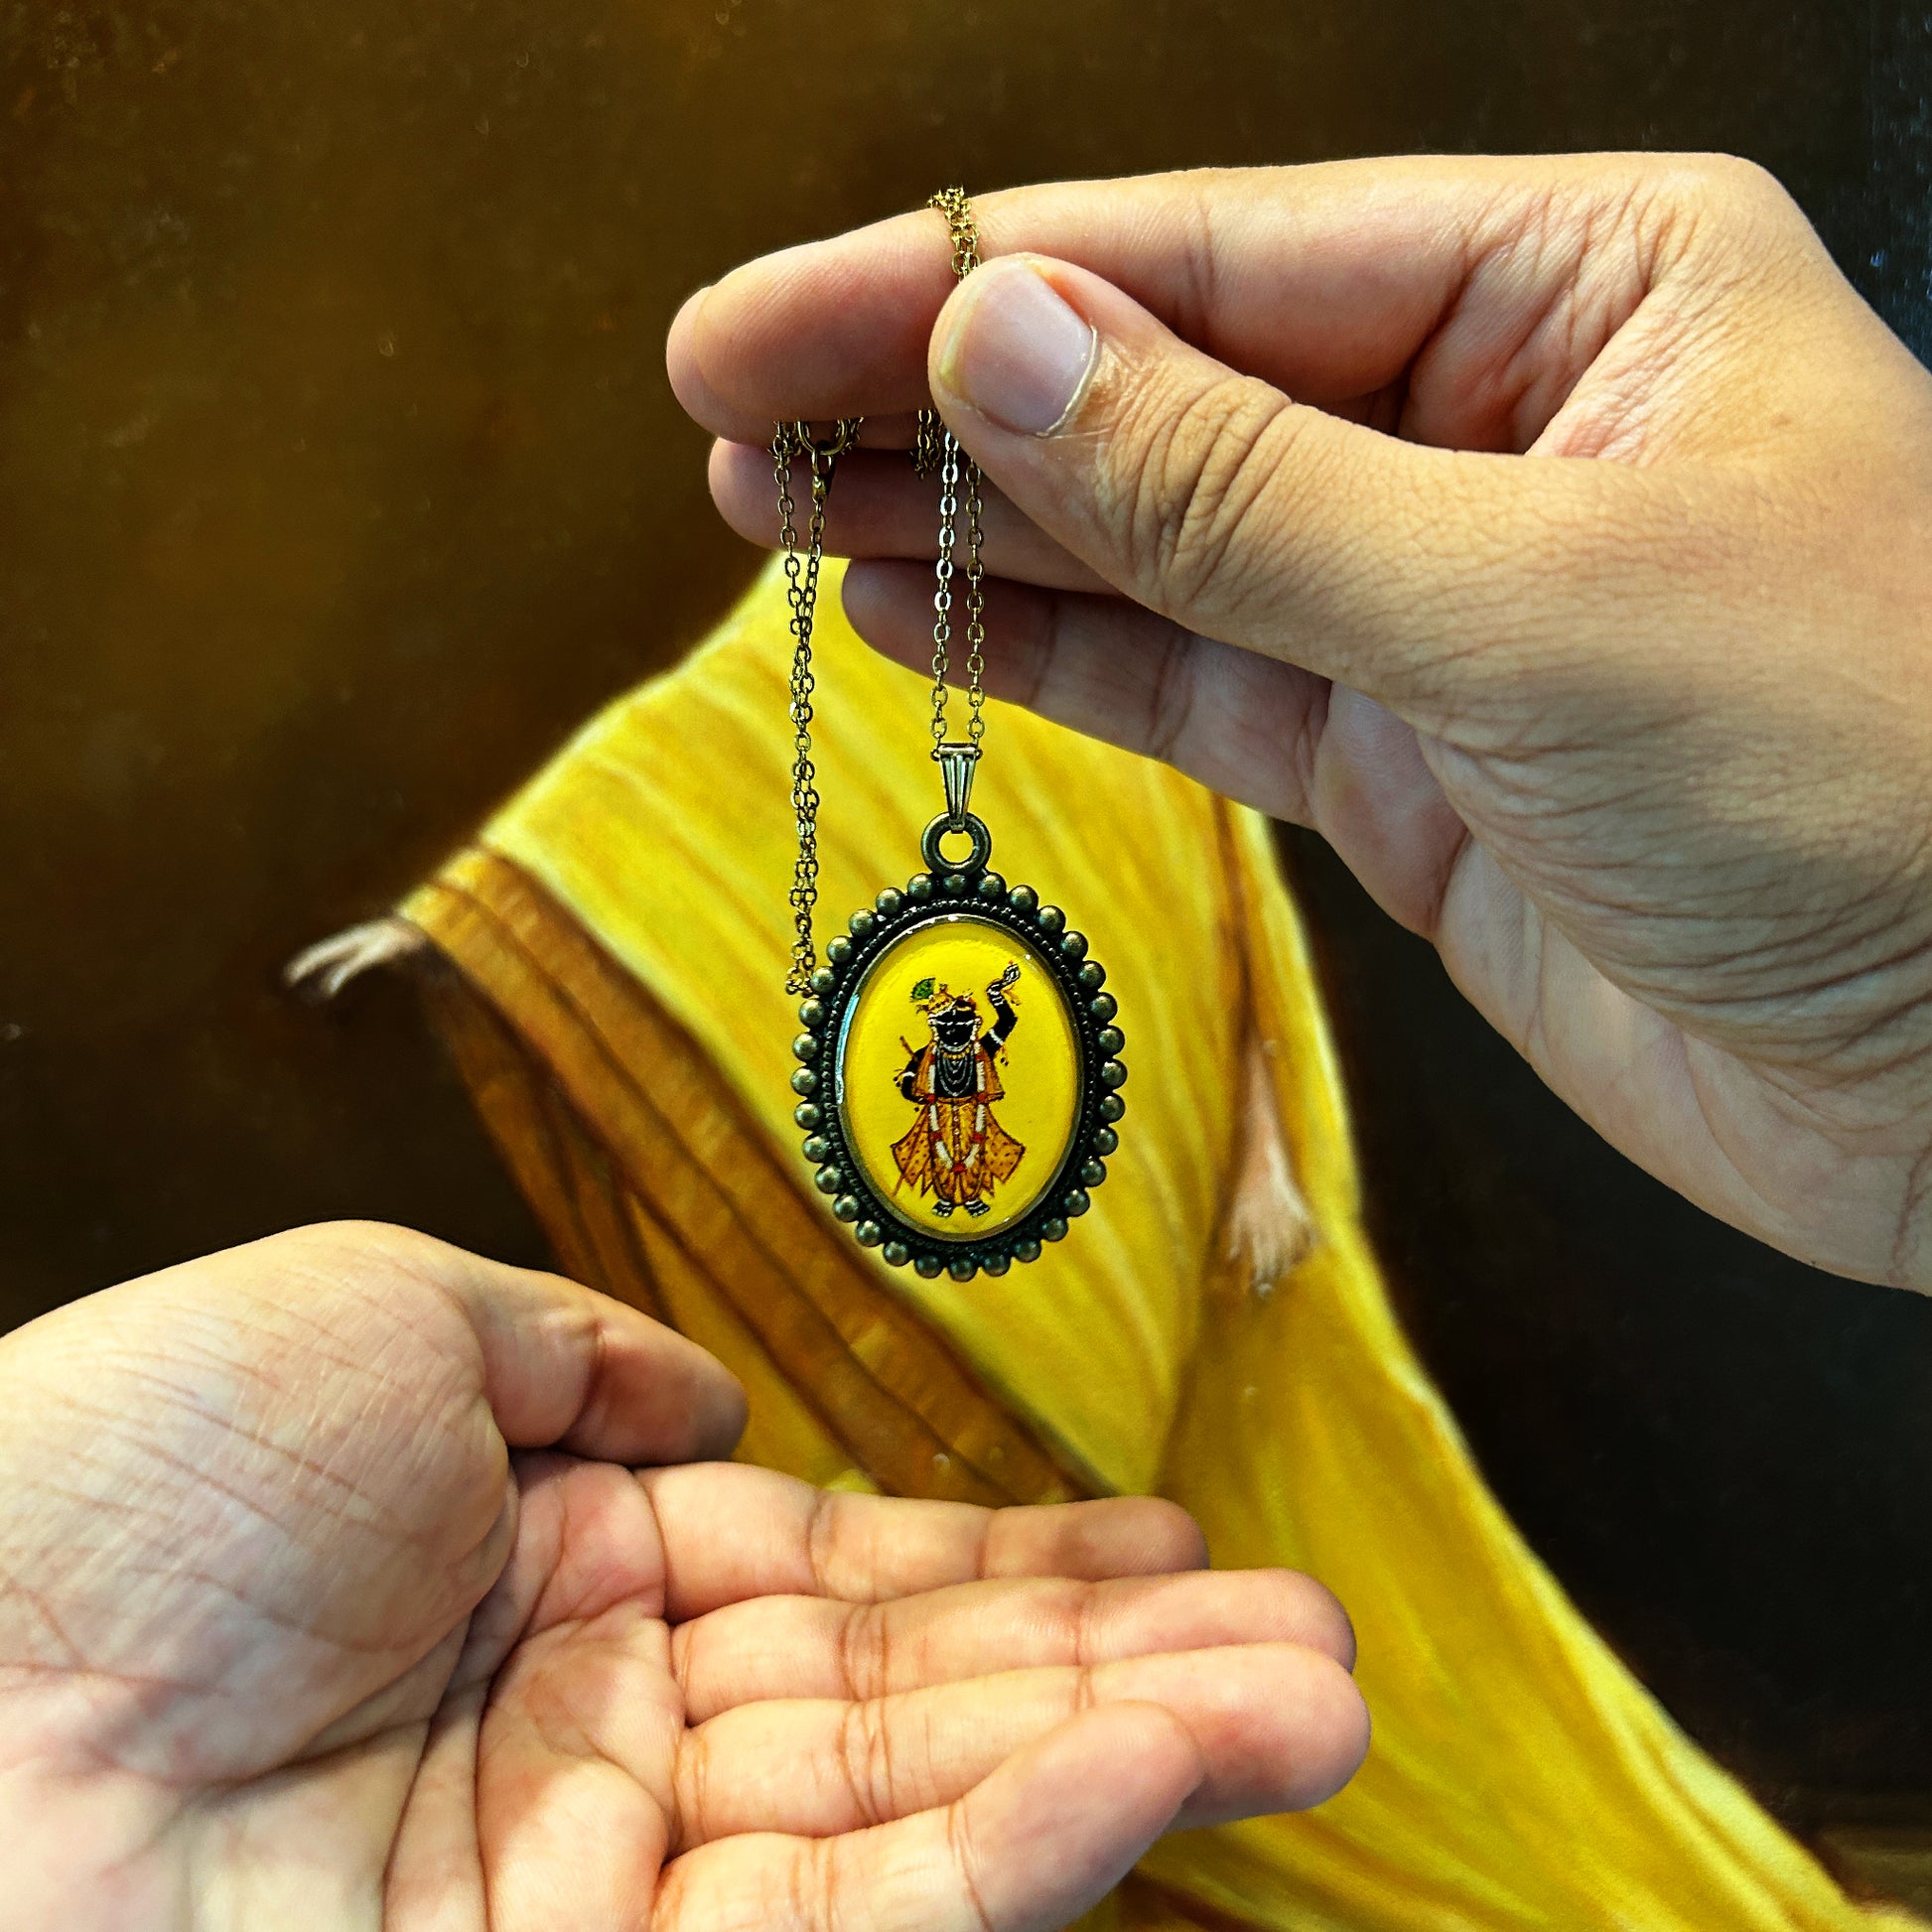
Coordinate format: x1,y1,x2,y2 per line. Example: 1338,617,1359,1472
834,912,1082,1241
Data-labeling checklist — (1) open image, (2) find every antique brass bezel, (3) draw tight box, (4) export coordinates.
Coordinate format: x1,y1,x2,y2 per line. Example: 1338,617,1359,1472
789,856,1126,1283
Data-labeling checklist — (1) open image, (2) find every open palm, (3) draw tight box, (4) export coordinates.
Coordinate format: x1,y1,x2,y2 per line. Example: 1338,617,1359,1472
0,1223,1366,1931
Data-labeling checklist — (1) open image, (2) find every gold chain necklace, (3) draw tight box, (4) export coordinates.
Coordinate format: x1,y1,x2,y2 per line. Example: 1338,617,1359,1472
773,190,1125,1284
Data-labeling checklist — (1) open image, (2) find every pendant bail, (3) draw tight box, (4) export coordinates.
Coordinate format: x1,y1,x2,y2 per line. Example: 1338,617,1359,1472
934,741,981,831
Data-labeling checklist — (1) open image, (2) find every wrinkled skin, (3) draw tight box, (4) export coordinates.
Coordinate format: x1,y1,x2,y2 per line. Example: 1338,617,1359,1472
672,155,1932,1293
0,1223,1366,1930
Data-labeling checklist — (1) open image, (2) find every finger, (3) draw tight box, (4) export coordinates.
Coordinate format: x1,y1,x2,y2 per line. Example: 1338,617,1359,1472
672,1644,1368,1849
473,1597,681,1930
922,250,1666,719
384,1682,490,1926
120,1221,748,1466
447,1454,672,1697
641,1463,1206,1620
843,563,1470,937
674,1567,1355,1721
843,561,1324,816
669,288,928,455
708,439,1107,592
668,156,1720,449
652,1703,1202,1932
420,1232,748,1464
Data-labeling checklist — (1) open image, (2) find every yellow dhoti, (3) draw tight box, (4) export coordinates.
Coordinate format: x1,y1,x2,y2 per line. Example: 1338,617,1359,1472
892,1046,1026,1208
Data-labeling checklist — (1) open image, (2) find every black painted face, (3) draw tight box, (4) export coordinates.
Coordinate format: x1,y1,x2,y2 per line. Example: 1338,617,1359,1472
929,999,979,1051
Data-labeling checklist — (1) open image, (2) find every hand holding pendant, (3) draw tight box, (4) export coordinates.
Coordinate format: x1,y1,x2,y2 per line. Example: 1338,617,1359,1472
674,158,1932,1296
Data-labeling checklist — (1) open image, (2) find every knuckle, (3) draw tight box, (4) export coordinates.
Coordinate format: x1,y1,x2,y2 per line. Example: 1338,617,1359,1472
262,1218,431,1268
1642,152,1806,254
1065,1580,1100,1667
804,1487,843,1596
1072,1660,1099,1715
837,1699,897,1825
1675,151,1792,214
1102,369,1306,621
670,1728,713,1852
796,1837,841,1932
946,1798,998,1932
1140,627,1202,767
968,1505,998,1579
1035,1578,1099,1667
836,1600,888,1703
669,1620,697,1701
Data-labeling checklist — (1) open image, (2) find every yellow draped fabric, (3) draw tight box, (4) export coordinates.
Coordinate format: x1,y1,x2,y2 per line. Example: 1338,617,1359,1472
402,559,1918,1931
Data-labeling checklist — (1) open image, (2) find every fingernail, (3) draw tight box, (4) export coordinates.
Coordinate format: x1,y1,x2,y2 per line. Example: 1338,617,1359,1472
936,258,1097,436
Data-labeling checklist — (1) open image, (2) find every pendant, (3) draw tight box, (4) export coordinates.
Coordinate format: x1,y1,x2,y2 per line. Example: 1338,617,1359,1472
790,747,1126,1282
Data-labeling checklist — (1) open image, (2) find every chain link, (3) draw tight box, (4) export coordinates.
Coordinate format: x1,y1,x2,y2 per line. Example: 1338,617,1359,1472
926,428,987,751
773,190,986,993
919,189,988,753
929,184,983,278
773,418,858,996
911,188,982,476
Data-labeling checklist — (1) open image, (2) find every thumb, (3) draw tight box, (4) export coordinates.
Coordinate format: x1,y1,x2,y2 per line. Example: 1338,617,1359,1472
927,252,1658,721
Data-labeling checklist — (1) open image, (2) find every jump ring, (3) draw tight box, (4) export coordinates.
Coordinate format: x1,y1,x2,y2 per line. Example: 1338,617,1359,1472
920,811,994,874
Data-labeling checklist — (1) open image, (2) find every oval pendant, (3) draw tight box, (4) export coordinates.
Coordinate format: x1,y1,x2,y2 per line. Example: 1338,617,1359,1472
790,849,1125,1282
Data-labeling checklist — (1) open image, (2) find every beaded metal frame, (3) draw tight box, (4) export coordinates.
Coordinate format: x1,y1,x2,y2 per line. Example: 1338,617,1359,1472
789,858,1126,1282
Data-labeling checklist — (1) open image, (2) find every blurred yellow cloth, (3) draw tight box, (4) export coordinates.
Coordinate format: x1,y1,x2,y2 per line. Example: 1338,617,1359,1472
404,558,1917,1931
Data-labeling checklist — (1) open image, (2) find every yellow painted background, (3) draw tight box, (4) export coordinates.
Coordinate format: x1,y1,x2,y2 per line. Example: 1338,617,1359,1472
836,913,1083,1241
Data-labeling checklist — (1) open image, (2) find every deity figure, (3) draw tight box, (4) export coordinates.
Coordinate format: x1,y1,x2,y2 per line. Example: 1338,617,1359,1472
890,963,1025,1217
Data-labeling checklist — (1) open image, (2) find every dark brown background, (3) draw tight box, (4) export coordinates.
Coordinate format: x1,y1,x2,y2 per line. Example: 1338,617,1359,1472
3,0,1928,1862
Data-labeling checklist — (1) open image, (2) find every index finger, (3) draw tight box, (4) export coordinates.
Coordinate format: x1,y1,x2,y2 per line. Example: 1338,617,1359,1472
641,1462,1207,1620
667,154,1671,449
